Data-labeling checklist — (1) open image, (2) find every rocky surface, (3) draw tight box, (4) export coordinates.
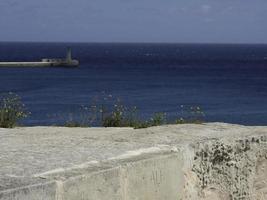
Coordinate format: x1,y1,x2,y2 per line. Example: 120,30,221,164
0,123,267,199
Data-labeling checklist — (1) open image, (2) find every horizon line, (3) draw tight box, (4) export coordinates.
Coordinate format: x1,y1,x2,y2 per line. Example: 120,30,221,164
1,41,267,46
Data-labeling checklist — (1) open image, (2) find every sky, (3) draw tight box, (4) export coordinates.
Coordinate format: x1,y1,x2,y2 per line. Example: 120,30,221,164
0,0,267,43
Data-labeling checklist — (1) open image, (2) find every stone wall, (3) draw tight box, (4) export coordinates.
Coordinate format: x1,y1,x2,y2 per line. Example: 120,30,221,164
0,124,267,200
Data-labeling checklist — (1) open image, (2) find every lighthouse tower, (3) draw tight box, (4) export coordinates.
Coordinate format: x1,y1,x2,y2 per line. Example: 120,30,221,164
66,47,72,63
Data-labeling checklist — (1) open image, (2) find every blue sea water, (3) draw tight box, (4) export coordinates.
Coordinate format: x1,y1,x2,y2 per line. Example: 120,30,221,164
0,42,267,126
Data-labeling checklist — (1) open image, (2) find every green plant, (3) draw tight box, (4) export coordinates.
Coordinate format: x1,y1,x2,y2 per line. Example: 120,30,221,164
102,103,124,127
149,112,166,126
0,93,29,128
61,92,205,128
101,101,139,127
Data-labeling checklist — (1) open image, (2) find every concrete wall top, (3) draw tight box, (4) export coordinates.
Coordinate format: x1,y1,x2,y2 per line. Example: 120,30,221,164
0,123,267,199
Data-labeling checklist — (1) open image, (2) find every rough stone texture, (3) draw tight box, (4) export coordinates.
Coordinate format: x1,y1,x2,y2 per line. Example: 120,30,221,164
188,136,267,200
0,182,57,200
119,154,183,200
0,123,267,199
59,167,123,200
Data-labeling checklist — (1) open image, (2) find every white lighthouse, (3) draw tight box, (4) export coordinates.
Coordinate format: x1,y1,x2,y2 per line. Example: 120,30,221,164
66,47,72,63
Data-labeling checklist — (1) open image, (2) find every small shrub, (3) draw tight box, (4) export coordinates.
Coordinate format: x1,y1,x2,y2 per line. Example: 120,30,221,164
102,102,139,127
101,101,124,127
0,93,29,128
149,112,166,126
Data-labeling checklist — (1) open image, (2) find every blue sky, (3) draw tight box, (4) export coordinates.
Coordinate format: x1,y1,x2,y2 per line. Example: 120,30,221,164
0,0,267,43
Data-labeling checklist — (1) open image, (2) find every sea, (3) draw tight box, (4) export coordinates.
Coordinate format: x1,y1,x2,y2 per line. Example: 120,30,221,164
0,42,267,126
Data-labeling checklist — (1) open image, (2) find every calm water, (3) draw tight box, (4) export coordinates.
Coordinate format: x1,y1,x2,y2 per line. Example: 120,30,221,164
0,42,267,125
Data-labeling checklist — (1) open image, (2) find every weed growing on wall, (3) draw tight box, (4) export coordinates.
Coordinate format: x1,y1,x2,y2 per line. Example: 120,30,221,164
0,93,29,128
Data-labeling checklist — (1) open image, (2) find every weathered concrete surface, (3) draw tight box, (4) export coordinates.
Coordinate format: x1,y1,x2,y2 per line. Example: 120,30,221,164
0,123,267,199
